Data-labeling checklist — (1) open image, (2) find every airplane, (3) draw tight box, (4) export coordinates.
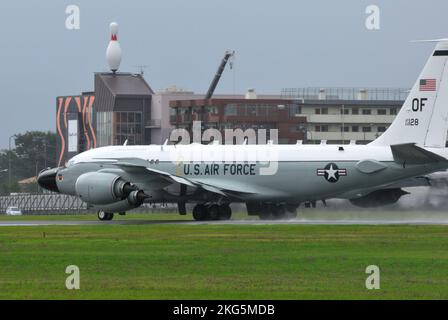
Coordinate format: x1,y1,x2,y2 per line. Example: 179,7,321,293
38,39,448,221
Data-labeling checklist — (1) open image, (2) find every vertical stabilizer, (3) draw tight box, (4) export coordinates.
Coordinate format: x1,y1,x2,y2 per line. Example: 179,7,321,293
371,40,448,147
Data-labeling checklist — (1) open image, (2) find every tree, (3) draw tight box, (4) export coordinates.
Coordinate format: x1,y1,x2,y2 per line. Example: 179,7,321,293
0,131,57,195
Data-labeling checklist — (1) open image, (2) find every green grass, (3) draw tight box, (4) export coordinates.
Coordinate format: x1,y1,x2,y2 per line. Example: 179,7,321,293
1,222,448,299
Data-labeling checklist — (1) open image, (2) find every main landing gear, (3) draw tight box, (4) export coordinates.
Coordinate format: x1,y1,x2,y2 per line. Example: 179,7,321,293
97,210,114,221
192,204,232,221
258,204,298,220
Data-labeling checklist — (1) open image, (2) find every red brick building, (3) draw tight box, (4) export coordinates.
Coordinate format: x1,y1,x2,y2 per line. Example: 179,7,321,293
169,98,308,144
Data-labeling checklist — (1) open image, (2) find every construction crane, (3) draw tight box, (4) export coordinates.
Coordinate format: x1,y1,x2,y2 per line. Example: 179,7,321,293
205,50,235,100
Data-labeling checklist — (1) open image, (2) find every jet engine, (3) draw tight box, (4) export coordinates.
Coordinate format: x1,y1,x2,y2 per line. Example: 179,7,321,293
96,190,149,212
75,172,138,205
349,188,409,208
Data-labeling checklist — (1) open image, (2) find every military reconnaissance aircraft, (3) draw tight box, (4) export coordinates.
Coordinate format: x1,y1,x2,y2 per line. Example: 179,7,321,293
38,40,448,221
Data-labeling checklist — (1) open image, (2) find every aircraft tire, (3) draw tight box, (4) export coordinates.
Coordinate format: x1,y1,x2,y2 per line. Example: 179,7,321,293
207,204,221,221
273,205,287,220
285,210,298,219
259,212,274,220
192,204,208,221
218,205,232,220
285,205,298,219
98,211,114,221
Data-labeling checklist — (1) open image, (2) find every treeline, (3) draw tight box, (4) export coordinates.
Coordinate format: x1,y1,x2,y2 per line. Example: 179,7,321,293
0,131,57,195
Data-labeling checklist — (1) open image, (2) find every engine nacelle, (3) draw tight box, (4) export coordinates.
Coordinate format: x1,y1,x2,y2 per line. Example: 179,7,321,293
97,190,148,212
75,172,135,205
349,188,409,208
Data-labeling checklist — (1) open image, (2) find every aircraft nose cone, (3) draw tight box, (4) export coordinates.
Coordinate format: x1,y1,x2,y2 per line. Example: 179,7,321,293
37,168,59,192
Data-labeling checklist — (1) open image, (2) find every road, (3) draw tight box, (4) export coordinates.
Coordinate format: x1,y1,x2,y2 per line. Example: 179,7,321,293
2,219,448,226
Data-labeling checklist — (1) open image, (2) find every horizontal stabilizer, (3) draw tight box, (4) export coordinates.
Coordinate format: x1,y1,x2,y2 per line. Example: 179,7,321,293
391,143,447,165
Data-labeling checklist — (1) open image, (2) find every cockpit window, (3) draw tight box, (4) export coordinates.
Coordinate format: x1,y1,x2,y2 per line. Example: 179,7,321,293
66,159,75,167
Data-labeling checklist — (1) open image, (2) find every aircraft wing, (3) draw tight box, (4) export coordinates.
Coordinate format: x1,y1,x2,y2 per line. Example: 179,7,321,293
110,160,255,198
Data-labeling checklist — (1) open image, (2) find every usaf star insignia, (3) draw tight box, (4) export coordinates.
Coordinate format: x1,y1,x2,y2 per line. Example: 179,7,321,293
317,163,347,183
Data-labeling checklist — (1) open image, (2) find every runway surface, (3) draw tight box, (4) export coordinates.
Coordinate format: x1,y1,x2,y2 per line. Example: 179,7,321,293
1,219,448,226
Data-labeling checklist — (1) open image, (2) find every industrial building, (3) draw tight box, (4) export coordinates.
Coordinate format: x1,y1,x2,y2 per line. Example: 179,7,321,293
169,87,406,145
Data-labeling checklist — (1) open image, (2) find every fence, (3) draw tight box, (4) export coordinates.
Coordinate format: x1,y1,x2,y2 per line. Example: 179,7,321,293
0,193,88,214
0,193,179,215
281,87,409,101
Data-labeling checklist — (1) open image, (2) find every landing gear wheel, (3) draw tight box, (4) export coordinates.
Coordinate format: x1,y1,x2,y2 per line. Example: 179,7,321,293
285,205,298,219
207,204,221,221
285,210,298,219
272,205,287,220
218,205,232,220
98,211,114,221
259,212,274,220
192,204,207,221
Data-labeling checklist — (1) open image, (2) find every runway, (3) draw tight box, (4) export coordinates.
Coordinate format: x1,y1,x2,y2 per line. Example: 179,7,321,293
2,219,448,226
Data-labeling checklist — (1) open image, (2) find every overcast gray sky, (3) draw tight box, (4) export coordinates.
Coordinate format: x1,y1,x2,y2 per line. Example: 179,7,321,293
0,0,447,148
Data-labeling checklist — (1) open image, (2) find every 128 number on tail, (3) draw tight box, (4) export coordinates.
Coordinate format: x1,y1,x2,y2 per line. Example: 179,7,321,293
405,118,419,126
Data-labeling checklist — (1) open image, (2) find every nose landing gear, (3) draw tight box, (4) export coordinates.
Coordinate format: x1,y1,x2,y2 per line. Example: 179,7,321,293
97,210,114,221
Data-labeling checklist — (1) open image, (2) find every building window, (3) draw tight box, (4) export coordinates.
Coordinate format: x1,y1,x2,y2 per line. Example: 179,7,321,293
205,106,219,115
114,111,143,145
377,126,387,132
362,126,372,133
288,105,301,117
224,104,237,116
390,108,398,115
362,109,372,115
321,125,329,132
352,126,359,132
315,125,321,132
97,111,113,147
341,126,350,132
321,107,328,115
352,108,359,115
315,108,321,115
341,108,350,115
247,105,257,116
377,109,387,115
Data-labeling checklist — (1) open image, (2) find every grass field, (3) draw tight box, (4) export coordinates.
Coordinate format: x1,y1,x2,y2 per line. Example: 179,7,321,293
1,213,448,299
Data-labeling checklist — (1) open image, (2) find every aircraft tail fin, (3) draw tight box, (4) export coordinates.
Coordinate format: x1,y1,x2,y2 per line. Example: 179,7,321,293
371,40,448,148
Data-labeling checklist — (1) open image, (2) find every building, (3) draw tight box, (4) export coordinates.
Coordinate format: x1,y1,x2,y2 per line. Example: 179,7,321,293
57,72,154,165
169,88,407,145
56,93,96,167
281,87,407,144
170,96,307,144
93,72,153,146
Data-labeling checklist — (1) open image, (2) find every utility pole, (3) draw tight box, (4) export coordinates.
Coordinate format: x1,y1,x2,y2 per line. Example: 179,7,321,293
8,135,15,190
44,143,47,169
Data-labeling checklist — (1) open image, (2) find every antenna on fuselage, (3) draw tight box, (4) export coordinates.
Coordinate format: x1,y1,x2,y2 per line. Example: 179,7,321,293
161,139,168,151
